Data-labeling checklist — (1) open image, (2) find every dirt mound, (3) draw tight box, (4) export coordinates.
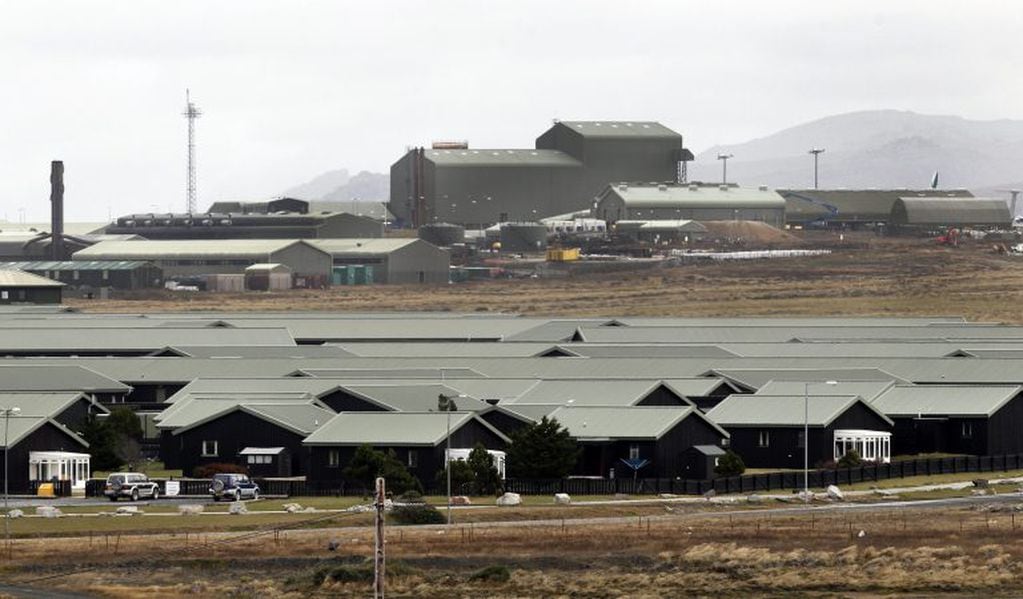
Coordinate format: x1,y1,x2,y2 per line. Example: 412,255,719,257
700,220,803,245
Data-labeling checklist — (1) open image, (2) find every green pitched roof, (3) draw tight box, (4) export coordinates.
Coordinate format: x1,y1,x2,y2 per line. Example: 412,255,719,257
546,405,727,440
706,394,893,427
303,412,508,446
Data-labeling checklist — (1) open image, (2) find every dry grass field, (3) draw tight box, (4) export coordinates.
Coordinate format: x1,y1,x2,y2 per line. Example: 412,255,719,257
66,235,1023,323
5,503,1023,597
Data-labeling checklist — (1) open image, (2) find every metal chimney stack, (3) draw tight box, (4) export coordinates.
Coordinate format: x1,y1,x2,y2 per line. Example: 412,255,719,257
50,160,64,260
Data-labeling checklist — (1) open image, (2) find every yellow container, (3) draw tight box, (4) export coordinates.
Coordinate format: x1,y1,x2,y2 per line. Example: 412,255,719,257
36,483,55,498
546,247,580,262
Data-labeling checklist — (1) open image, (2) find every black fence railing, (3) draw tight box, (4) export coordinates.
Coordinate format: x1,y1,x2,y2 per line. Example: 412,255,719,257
77,454,1023,499
27,479,72,497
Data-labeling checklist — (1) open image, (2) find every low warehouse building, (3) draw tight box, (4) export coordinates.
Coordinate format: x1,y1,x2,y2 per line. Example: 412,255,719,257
612,219,707,243
544,405,729,479
870,385,1023,456
890,197,1012,228
72,239,332,284
303,411,510,490
0,261,163,290
595,183,786,227
104,211,381,239
0,270,64,304
780,189,974,226
309,239,450,284
706,394,893,469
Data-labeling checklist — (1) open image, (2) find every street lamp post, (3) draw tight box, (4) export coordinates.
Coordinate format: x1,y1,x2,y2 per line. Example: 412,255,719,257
3,406,21,557
803,382,836,502
717,153,733,185
808,148,825,189
438,393,467,526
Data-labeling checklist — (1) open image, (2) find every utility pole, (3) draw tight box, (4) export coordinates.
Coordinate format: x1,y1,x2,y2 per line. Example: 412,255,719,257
808,148,825,189
183,90,202,213
3,406,20,559
373,477,385,599
717,153,733,185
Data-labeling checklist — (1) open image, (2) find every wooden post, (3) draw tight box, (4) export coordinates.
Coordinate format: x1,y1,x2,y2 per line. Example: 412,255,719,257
374,477,386,599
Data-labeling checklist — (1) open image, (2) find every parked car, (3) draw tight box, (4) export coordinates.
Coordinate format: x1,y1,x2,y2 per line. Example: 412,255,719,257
104,472,160,502
209,473,260,501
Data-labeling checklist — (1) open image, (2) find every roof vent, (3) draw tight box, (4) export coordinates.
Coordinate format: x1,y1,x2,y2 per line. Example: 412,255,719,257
688,185,698,191
719,185,729,192
758,185,768,192
658,184,667,191
618,183,628,191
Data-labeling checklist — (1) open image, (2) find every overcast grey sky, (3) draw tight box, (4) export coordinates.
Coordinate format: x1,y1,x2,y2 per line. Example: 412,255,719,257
1,0,1021,222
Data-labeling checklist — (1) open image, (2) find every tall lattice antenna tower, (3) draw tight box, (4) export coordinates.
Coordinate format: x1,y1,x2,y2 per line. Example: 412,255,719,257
183,89,202,213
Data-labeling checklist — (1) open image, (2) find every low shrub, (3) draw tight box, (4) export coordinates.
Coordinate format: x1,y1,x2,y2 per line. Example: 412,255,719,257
837,450,862,469
715,450,746,477
469,564,511,583
389,503,445,525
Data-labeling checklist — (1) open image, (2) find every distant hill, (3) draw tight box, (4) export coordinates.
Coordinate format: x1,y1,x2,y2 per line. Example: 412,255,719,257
282,169,390,218
689,110,1023,194
281,168,350,199
321,171,388,203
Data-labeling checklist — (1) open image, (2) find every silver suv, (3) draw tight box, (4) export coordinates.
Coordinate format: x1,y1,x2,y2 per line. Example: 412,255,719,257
104,472,160,502
209,473,260,501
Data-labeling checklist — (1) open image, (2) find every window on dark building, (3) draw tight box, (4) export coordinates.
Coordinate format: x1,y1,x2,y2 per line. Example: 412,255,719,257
962,422,973,439
201,440,219,457
628,445,640,460
407,450,418,468
328,449,340,468
758,431,770,448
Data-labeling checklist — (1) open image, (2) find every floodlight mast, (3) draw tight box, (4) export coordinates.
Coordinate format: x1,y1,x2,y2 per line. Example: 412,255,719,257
183,90,202,213
717,153,733,185
808,148,825,189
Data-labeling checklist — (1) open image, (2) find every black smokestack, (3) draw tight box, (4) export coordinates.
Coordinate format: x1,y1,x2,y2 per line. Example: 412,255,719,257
50,160,64,260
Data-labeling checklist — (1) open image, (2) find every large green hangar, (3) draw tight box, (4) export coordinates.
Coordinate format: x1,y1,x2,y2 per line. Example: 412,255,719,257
595,183,787,227
390,121,692,228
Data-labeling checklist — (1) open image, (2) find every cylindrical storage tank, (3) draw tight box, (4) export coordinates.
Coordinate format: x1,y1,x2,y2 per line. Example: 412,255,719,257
418,223,466,247
500,222,548,253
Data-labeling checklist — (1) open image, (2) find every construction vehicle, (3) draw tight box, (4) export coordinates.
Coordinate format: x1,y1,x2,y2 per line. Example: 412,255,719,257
546,247,580,262
936,228,960,247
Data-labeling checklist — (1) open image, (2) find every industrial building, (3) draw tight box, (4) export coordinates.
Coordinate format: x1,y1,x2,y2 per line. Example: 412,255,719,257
890,197,1012,228
0,270,64,304
594,183,786,227
206,197,310,214
779,189,975,226
0,261,163,290
103,211,382,239
309,238,450,284
613,219,708,243
390,121,691,227
72,239,333,283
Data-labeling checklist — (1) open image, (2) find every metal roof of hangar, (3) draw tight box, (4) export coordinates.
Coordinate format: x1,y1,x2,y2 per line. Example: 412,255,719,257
424,148,582,168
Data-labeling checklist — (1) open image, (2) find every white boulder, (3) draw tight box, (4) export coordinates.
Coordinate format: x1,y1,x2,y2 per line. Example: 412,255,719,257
450,496,472,506
229,502,248,515
178,504,204,516
826,485,845,501
496,492,522,507
115,506,142,516
283,503,303,513
553,493,571,505
35,506,62,518
6,509,23,519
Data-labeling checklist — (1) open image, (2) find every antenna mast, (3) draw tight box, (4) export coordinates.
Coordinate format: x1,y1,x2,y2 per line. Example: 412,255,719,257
183,89,202,213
